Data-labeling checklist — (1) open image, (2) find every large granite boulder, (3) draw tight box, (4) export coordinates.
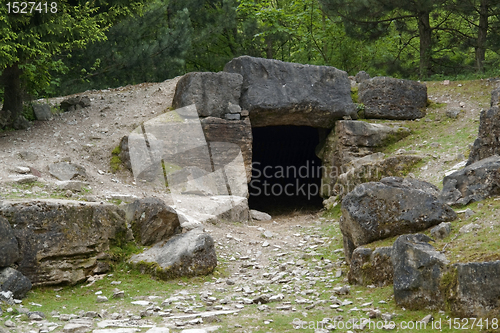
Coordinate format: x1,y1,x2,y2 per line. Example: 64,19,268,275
358,77,427,120
129,229,217,280
172,72,243,119
0,200,127,286
0,267,32,299
224,56,357,127
0,216,20,267
123,198,181,246
439,155,500,206
467,88,500,165
201,117,253,182
348,246,393,287
392,234,448,310
340,177,457,262
443,261,500,317
319,120,410,197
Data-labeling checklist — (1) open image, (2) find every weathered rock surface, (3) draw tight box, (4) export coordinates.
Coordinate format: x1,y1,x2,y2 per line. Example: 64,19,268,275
430,222,451,240
355,71,370,83
439,155,500,206
0,200,127,286
348,246,393,287
319,120,410,197
392,234,448,310
130,229,217,280
19,150,39,161
201,117,253,182
0,267,32,299
334,154,423,198
32,103,52,121
123,198,181,246
60,95,91,112
444,261,500,317
48,162,87,181
224,56,357,127
250,209,272,221
492,87,500,108
340,177,456,262
0,216,20,267
172,72,243,118
54,180,87,192
467,89,500,165
358,77,427,120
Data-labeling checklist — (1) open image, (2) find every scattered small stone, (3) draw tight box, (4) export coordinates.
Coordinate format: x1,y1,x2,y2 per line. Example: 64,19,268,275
96,295,108,303
252,295,270,304
250,210,272,221
112,290,125,299
276,305,292,311
464,208,475,219
460,223,480,234
446,109,460,119
421,314,433,324
369,309,382,318
381,313,394,321
14,166,31,174
19,151,39,161
333,285,350,295
430,222,451,240
263,230,273,239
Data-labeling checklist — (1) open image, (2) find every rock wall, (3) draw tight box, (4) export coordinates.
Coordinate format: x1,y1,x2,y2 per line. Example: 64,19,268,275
201,117,253,182
319,120,411,197
0,200,127,286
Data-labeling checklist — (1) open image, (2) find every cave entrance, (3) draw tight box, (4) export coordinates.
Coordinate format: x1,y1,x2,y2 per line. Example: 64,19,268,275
249,126,324,215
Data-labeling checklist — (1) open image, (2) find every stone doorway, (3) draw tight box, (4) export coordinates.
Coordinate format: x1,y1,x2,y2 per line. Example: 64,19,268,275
249,126,324,214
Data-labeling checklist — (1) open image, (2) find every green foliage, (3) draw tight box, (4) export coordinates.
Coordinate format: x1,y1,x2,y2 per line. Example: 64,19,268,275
4,0,500,101
108,241,142,262
110,145,122,173
22,102,35,121
57,0,192,95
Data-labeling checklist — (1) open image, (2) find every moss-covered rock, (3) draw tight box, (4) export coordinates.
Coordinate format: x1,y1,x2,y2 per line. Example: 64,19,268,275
348,246,393,287
129,229,217,280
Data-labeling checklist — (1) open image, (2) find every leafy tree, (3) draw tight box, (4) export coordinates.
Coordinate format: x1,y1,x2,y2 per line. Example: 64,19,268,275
319,0,452,77
445,0,500,72
57,0,192,95
0,0,150,129
167,0,242,72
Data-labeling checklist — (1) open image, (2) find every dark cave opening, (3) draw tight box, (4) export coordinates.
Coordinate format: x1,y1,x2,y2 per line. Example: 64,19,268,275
249,126,324,215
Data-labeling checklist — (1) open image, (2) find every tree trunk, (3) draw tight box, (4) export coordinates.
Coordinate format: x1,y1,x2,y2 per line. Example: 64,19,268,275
266,37,273,59
0,63,24,128
417,11,432,78
418,11,432,78
475,0,489,73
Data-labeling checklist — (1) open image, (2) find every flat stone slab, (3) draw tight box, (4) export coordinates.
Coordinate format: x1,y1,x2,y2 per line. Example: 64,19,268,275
224,56,357,127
